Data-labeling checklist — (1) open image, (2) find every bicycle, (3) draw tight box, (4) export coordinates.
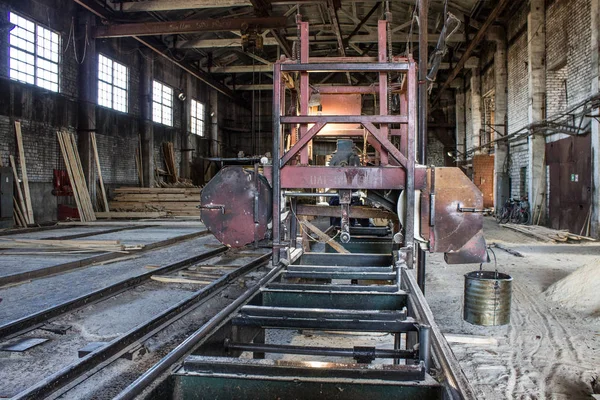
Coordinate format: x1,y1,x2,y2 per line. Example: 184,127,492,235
496,198,515,224
510,196,530,224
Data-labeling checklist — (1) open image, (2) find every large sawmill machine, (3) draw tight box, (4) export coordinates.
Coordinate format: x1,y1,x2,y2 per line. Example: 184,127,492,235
181,14,484,400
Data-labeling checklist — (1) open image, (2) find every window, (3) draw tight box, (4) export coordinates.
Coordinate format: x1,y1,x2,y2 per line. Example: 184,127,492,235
98,54,128,112
9,12,59,92
153,81,173,126
190,99,205,136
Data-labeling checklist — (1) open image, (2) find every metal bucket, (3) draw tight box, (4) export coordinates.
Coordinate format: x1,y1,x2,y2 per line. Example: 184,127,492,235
463,270,512,326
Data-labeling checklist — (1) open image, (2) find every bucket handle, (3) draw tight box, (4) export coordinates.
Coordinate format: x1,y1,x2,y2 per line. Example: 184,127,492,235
479,246,499,279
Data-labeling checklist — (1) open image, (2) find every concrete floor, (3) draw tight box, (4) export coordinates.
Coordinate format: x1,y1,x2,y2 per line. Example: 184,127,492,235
427,217,600,399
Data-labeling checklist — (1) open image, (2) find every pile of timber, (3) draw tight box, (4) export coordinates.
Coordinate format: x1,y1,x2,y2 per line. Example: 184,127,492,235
109,187,202,216
156,142,198,188
501,223,596,243
11,121,35,227
0,238,143,253
57,131,96,222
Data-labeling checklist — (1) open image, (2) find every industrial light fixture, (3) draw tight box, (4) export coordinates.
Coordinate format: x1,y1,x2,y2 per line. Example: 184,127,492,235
177,90,187,101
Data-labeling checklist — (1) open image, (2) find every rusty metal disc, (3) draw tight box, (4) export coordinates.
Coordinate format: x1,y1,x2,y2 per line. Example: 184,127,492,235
200,166,272,248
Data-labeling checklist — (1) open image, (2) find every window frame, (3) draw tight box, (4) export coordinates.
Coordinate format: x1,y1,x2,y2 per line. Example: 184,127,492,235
190,99,206,137
152,80,174,127
8,11,60,92
97,53,129,113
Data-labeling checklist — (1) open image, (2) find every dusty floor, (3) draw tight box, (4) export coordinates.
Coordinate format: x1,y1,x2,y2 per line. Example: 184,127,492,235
427,218,600,399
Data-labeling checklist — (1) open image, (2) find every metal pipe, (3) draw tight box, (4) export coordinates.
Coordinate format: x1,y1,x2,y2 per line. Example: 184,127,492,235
417,0,429,293
224,341,416,361
113,255,282,400
283,192,339,198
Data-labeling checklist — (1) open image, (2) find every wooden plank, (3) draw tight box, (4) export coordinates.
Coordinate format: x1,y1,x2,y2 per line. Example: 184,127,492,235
69,133,96,221
444,334,498,346
300,220,349,254
13,196,26,227
90,133,109,213
14,121,34,224
9,156,28,225
95,211,168,219
150,275,211,285
57,132,85,221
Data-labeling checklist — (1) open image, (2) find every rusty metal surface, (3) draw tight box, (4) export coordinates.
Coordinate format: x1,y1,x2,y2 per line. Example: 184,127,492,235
444,230,488,264
545,135,592,233
430,167,484,253
200,166,272,247
278,166,407,189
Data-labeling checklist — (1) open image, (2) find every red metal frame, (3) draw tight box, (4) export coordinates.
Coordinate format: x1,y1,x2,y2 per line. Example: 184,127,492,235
271,17,418,265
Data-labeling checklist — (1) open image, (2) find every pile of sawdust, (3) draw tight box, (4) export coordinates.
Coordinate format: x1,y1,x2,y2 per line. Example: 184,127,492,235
545,259,600,316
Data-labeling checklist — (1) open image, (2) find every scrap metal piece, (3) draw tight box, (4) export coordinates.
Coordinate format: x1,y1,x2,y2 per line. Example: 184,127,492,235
200,166,272,248
0,337,48,352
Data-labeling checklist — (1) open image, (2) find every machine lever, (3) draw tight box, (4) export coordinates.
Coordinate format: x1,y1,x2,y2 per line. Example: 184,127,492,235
457,206,492,213
197,204,225,214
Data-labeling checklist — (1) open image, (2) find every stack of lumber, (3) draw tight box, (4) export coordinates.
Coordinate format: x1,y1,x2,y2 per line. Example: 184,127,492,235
57,131,96,222
157,142,198,188
501,223,596,243
11,121,34,227
0,238,144,253
162,142,178,184
109,187,202,216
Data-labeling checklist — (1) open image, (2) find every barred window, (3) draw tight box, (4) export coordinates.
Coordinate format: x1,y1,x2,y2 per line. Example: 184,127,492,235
98,54,129,112
9,12,59,92
152,81,173,126
190,99,205,136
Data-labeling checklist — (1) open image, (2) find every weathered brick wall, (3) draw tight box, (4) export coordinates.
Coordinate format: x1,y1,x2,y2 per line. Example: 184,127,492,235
507,5,529,135
0,0,249,221
509,143,529,199
565,0,592,106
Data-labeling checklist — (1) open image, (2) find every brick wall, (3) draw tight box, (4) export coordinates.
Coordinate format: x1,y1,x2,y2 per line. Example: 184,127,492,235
509,142,529,199
507,7,529,135
472,154,495,207
0,0,250,222
565,0,592,106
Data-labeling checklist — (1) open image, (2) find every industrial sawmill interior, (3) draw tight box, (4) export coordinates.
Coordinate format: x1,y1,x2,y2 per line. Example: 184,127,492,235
0,0,599,399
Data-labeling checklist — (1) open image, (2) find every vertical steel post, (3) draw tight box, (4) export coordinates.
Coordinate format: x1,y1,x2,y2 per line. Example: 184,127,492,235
418,324,431,371
272,63,282,266
417,0,428,293
290,197,298,248
299,21,310,165
378,20,389,165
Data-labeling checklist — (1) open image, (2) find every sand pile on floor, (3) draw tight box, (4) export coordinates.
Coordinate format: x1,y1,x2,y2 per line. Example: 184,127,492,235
545,259,600,316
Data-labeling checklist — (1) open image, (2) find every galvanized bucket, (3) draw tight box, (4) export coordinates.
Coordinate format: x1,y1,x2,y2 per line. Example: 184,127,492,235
463,270,512,326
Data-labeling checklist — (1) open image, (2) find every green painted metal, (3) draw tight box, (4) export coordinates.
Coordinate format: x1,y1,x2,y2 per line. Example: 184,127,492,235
174,375,442,399
256,289,408,310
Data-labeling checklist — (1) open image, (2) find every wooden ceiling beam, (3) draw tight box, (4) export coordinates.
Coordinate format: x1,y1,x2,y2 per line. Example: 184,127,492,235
93,16,287,38
176,33,472,48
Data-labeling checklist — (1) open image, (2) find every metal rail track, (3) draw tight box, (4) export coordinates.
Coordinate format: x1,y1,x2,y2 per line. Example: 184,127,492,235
11,251,272,400
0,230,210,286
0,244,228,340
113,256,285,400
